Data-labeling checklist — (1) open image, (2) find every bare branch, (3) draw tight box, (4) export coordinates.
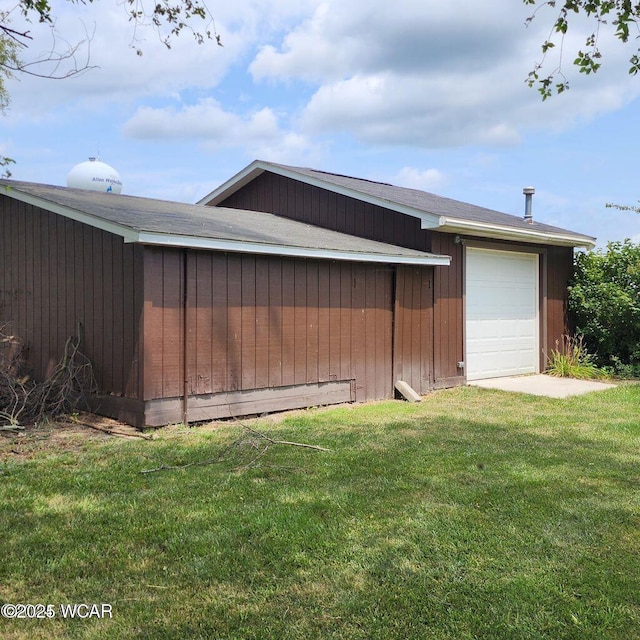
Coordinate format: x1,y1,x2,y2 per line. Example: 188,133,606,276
4,20,97,80
140,423,330,474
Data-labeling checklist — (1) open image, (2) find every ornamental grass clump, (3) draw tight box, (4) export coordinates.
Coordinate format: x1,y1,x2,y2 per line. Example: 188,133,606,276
546,334,608,380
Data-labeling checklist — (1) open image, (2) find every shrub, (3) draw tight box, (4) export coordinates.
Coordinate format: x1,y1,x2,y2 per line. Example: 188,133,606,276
568,240,640,376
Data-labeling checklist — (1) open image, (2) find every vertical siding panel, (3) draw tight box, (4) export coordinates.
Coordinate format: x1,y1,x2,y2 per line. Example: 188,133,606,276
317,262,331,383
91,227,105,386
60,218,73,371
411,269,423,389
334,192,345,234
210,253,228,393
241,255,256,390
315,187,326,227
268,258,283,387
43,214,57,376
110,236,125,395
143,247,164,400
306,261,319,383
24,204,35,354
161,250,183,398
293,261,307,385
15,200,26,347
351,264,366,401
32,208,43,379
81,226,95,385
72,220,85,360
375,268,392,399
64,218,76,350
278,174,288,216
393,267,404,383
281,258,295,386
432,232,463,382
185,250,200,396
339,263,352,383
122,244,136,397
254,256,270,388
421,267,434,393
194,251,213,395
226,254,242,391
0,198,7,325
328,261,342,382
402,269,414,385
545,247,573,357
131,245,145,400
364,266,377,399
101,231,114,393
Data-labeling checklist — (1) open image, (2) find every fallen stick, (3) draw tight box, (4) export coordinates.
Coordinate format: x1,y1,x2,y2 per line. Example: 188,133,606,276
140,424,329,474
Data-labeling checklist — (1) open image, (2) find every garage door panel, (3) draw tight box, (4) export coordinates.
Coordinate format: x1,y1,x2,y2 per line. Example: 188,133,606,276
466,248,539,381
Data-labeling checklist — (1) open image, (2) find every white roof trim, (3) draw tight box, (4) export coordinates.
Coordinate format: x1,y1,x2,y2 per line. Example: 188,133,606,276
198,160,443,229
200,161,596,248
3,185,139,242
435,218,596,249
134,232,452,266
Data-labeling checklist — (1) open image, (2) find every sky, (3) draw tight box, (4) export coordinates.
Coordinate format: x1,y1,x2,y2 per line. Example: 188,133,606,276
3,0,640,248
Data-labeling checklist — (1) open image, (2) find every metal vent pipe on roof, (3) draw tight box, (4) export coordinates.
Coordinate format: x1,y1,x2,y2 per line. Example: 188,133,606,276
523,186,535,223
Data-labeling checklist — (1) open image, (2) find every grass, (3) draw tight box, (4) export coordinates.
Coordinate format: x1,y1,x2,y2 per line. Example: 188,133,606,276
1,384,639,639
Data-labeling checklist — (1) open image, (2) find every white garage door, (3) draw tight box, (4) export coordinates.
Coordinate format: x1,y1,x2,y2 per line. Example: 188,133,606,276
466,248,539,381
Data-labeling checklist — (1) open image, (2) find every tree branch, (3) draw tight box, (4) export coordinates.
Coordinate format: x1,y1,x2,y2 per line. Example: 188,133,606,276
140,423,330,474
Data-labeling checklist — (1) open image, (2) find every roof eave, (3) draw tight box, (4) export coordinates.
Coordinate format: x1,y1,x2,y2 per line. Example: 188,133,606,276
198,160,444,229
1,183,451,265
431,218,596,249
197,160,268,205
1,184,140,242
133,232,451,266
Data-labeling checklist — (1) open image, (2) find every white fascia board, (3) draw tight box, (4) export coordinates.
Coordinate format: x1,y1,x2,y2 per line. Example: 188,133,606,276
197,160,266,205
433,217,596,249
133,232,452,266
2,186,139,242
200,161,443,229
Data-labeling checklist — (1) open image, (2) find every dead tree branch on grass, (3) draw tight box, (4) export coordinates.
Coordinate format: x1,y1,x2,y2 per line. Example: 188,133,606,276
140,423,330,474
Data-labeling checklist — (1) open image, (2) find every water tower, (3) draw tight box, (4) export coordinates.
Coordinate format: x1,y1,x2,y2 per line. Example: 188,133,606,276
66,157,123,194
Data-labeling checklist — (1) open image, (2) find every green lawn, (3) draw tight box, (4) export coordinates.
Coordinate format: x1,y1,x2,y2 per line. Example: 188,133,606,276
1,384,639,639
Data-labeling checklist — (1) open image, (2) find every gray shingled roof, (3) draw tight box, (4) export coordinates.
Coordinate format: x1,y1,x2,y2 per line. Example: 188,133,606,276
200,160,594,247
268,162,594,240
0,180,450,265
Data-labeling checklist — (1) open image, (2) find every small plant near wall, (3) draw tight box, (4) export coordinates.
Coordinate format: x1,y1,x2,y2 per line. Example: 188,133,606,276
546,334,608,380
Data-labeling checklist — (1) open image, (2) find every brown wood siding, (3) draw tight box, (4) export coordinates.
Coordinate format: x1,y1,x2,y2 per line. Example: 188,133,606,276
217,172,433,252
545,246,574,359
393,267,434,395
218,172,581,387
431,232,464,383
0,195,144,398
143,249,394,405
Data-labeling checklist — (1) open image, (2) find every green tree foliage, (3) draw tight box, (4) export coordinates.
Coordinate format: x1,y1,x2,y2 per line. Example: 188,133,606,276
568,240,640,376
524,0,640,98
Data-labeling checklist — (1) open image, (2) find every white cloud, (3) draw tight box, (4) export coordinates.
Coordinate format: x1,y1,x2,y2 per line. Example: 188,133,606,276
394,167,448,192
250,0,640,148
122,98,321,164
123,99,279,141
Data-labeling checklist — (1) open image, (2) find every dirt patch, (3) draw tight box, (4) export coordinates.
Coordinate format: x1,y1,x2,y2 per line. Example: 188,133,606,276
0,412,149,462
